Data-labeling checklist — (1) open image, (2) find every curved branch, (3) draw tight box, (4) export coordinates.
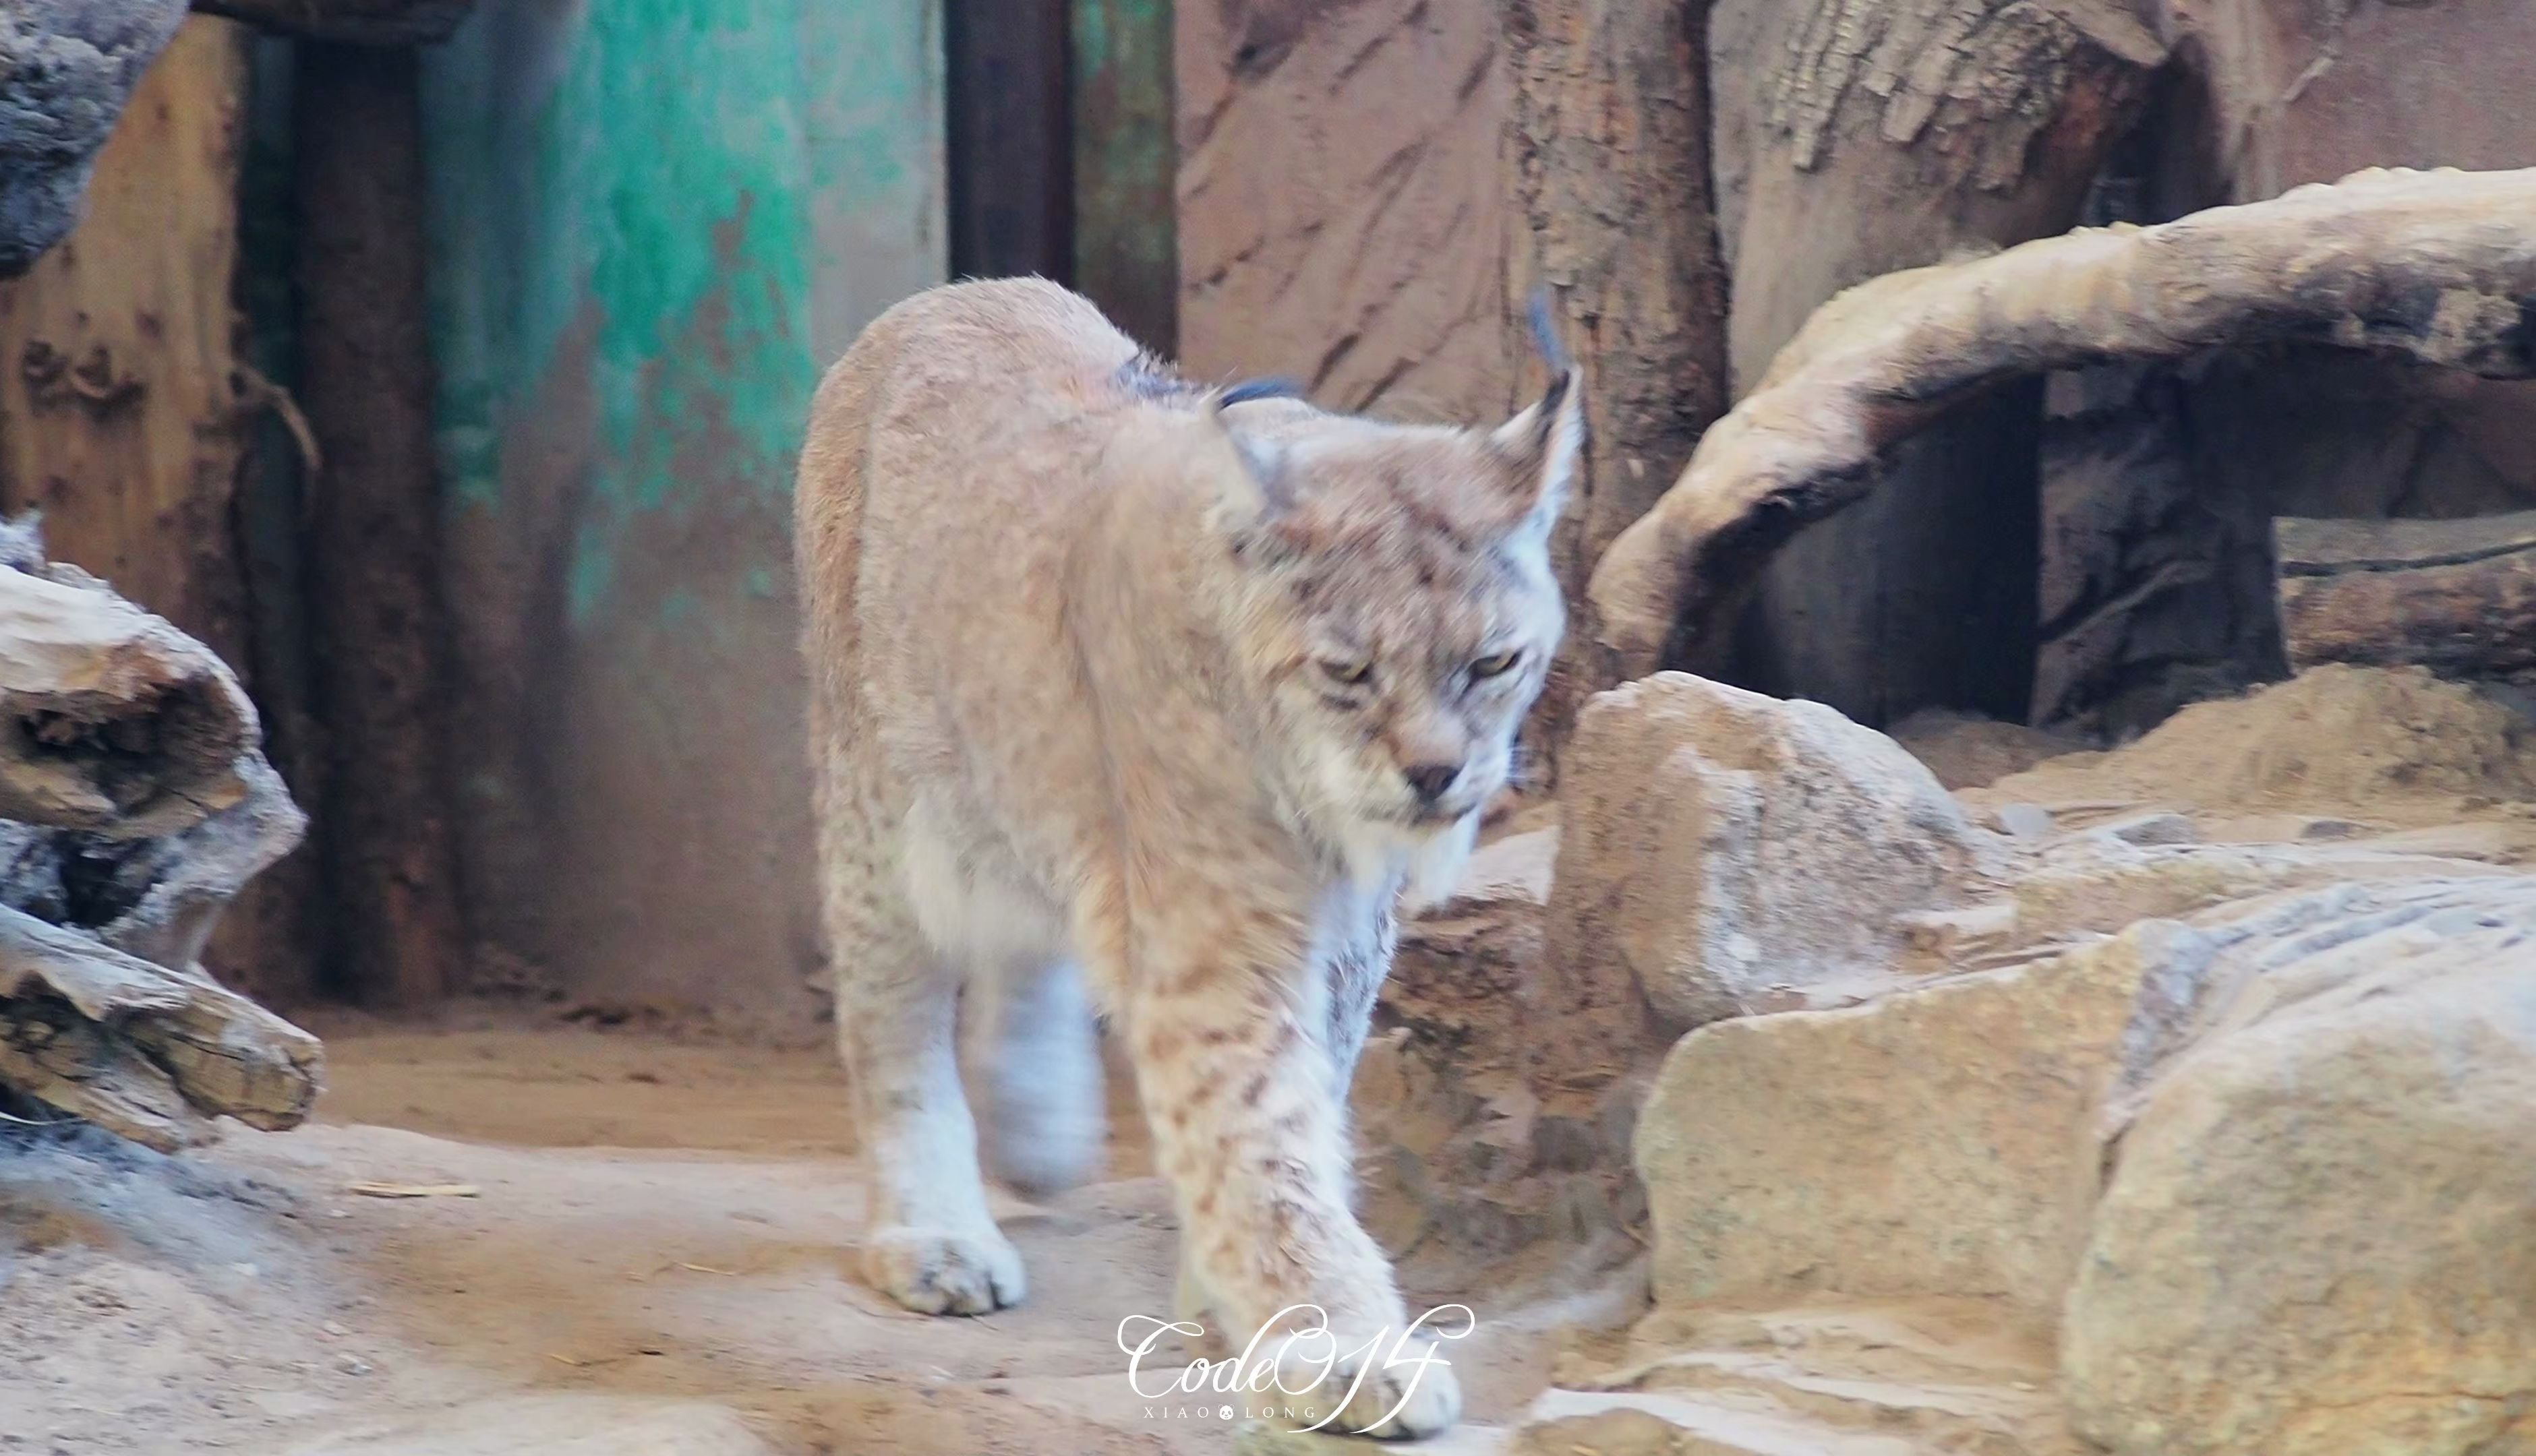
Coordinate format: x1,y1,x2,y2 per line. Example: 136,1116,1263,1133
1587,166,2536,680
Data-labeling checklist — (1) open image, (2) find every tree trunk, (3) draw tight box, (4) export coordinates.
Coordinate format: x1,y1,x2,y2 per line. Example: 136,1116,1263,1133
1501,0,1732,760
191,0,470,44
1704,0,2166,725
294,42,466,1006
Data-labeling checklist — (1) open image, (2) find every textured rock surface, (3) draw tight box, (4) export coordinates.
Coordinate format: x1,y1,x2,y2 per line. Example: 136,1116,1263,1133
1552,674,1988,1030
2064,878,2536,1456
0,0,187,277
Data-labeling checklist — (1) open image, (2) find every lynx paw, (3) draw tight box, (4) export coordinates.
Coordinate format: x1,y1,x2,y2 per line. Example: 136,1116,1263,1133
1276,1336,1462,1440
864,1224,1026,1314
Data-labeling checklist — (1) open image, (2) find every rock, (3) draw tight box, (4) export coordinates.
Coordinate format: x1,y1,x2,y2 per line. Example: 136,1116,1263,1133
1355,815,1649,1263
1238,1418,1508,1454
1889,708,2086,790
1550,673,1988,1031
1989,803,2054,840
1636,912,2198,1319
2063,878,2536,1456
1639,868,2535,1324
2100,812,2195,847
1989,666,2536,815
0,0,188,277
1444,827,1558,911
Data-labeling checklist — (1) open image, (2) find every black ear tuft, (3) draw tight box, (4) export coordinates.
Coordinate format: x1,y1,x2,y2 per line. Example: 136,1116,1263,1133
1217,375,1307,407
1527,286,1570,377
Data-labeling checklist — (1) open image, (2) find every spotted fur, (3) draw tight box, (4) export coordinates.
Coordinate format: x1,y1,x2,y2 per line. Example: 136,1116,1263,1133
794,279,1580,1438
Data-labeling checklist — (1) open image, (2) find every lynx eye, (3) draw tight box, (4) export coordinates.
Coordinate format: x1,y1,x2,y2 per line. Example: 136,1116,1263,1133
1470,650,1521,680
1320,659,1374,688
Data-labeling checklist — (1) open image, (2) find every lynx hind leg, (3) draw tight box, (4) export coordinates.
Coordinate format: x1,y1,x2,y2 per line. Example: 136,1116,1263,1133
974,956,1108,1198
824,827,1023,1314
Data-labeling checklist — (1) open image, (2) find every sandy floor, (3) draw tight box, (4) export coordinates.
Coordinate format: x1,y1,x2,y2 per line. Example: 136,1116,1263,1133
1,1016,1591,1455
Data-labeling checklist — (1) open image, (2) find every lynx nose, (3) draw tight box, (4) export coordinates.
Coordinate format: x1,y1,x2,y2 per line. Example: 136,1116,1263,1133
1404,762,1462,806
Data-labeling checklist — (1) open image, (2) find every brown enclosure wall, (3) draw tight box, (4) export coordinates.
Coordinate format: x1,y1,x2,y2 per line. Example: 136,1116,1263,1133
1177,0,1517,421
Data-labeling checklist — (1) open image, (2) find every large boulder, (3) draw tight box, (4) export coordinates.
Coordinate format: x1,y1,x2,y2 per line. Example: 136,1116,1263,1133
1355,825,1655,1261
2063,878,2536,1456
1550,673,1991,1031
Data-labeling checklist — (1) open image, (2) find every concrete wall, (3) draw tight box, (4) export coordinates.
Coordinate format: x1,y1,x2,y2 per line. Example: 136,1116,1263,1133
419,0,942,1020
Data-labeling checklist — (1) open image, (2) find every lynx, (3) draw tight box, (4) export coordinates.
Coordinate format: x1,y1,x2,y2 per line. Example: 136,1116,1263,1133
794,278,1580,1438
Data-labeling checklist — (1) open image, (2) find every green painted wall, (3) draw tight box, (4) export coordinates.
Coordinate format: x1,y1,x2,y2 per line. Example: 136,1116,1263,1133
419,0,942,1015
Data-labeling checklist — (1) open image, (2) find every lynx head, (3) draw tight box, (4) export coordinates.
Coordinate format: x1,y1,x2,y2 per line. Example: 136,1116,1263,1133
1196,357,1584,893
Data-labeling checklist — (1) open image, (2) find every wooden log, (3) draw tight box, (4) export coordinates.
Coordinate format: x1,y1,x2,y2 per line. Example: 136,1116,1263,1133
946,0,1071,280
0,18,255,663
2274,511,2536,678
189,0,469,44
1589,166,2536,685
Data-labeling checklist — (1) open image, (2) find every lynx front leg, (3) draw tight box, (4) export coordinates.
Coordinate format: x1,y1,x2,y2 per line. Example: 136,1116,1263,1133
825,873,1023,1315
1123,898,1461,1438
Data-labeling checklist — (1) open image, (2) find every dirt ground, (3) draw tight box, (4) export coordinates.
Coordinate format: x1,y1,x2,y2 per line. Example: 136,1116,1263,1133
0,1013,1605,1455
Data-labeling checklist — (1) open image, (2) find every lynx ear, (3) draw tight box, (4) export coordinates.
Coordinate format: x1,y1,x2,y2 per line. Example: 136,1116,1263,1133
1488,289,1584,539
1204,377,1303,523
1488,362,1584,539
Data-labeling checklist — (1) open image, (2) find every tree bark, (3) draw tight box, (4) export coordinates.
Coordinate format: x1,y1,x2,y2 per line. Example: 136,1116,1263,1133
2275,511,2536,679
1591,166,2536,683
1501,0,1732,760
295,43,467,1006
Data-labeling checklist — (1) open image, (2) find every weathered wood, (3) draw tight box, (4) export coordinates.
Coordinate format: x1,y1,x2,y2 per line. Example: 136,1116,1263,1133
0,525,316,1149
189,0,469,44
2275,512,2536,678
1705,0,2166,724
0,562,256,835
1502,0,1732,757
1590,166,2536,684
295,42,466,1006
0,899,320,1151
